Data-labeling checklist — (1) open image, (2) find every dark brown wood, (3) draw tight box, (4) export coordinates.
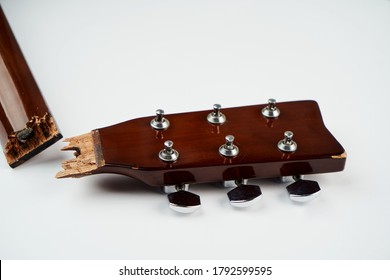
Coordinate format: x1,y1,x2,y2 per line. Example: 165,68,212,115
0,5,62,167
57,100,346,187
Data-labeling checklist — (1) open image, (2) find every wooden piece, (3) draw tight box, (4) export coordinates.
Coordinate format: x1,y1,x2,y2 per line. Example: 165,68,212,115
57,100,346,187
57,131,103,178
0,5,62,167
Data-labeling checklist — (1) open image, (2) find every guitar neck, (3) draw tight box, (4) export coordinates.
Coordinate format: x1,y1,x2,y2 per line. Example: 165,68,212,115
0,5,62,167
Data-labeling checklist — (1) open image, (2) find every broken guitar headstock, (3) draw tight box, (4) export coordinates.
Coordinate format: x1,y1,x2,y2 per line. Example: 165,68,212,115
56,99,346,213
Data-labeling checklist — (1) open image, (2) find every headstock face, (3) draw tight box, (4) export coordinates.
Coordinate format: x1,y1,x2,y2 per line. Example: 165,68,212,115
91,100,345,186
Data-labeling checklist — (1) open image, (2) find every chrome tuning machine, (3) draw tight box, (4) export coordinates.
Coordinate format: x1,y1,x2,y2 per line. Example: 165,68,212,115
262,98,280,118
207,104,226,125
164,184,201,213
159,140,179,162
286,175,321,202
219,135,239,157
278,131,297,152
224,179,262,207
150,109,170,130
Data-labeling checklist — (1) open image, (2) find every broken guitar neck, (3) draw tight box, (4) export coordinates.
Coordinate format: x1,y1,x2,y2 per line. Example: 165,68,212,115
0,5,62,167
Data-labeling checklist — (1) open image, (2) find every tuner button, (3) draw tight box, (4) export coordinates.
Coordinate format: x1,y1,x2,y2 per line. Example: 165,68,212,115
262,98,280,118
278,131,297,152
219,135,239,157
286,179,321,202
165,184,201,213
168,190,201,213
207,104,226,125
150,109,170,130
227,184,262,207
159,140,179,162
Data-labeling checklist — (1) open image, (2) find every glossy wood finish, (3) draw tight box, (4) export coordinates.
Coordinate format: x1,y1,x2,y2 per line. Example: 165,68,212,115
0,6,62,167
58,100,346,187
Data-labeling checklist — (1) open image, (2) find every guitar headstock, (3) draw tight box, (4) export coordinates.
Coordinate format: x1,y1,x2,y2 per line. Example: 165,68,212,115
57,99,346,213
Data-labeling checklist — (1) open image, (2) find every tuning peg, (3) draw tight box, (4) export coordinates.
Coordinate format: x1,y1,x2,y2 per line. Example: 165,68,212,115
286,176,321,202
164,184,201,213
159,140,179,162
150,109,170,130
219,135,239,157
262,98,280,118
278,131,297,152
207,104,226,125
225,179,262,207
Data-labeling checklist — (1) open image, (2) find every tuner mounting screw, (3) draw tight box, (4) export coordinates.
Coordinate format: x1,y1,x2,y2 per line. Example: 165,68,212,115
207,104,226,125
219,135,239,157
159,140,179,162
150,109,170,130
262,98,280,118
278,131,297,152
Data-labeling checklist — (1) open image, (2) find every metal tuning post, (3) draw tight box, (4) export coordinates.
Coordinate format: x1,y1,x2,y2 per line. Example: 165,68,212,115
286,175,321,202
223,178,248,188
262,98,280,118
219,135,239,157
225,179,262,207
164,184,201,213
159,140,179,162
278,131,297,152
207,104,226,125
150,109,170,130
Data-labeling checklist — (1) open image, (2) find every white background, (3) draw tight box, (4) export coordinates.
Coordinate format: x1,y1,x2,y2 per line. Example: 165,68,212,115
0,0,389,259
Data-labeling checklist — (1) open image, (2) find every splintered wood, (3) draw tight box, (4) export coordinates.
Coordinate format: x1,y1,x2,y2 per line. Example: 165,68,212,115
332,151,347,159
4,113,61,167
56,131,103,178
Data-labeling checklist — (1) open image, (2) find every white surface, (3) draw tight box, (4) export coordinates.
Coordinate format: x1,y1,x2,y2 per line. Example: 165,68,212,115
0,0,389,259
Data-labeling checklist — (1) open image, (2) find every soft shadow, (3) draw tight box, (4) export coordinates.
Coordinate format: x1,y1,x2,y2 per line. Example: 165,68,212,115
94,174,162,195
